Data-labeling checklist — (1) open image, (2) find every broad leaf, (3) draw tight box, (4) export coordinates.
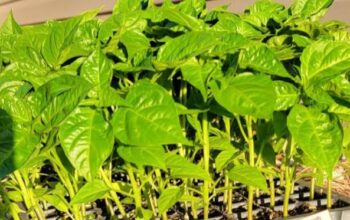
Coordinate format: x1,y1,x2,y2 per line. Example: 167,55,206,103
158,187,184,214
287,105,342,175
70,179,109,205
210,74,276,119
111,80,188,146
30,75,92,133
81,49,113,100
239,44,291,78
228,165,268,192
300,41,350,87
291,0,333,18
59,108,114,179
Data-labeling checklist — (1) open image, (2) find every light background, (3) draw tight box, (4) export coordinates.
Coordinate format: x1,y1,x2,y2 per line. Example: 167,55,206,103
0,0,349,25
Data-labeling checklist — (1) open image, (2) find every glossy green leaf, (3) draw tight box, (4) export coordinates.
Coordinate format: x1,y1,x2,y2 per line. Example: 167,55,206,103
30,75,92,133
181,61,218,101
291,0,333,18
0,12,21,35
70,179,109,205
287,105,342,175
239,44,291,78
112,80,188,146
273,81,299,111
228,165,268,192
158,187,184,213
165,154,211,181
213,13,263,38
59,108,114,179
210,74,276,119
117,146,166,170
300,40,350,87
81,49,113,100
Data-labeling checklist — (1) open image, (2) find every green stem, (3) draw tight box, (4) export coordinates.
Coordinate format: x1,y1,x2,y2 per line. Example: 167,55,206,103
223,117,233,215
246,116,255,220
202,112,210,220
269,175,275,208
310,168,316,200
50,150,83,220
327,175,332,209
100,169,127,219
126,164,143,218
283,172,291,218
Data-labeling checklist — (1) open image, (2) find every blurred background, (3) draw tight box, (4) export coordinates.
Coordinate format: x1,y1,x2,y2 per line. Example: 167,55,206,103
0,0,349,25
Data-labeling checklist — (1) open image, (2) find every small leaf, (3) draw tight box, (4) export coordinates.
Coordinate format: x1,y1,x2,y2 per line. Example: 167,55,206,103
215,149,238,171
158,187,184,213
70,179,109,205
117,146,166,170
273,81,299,111
228,165,268,192
165,154,211,181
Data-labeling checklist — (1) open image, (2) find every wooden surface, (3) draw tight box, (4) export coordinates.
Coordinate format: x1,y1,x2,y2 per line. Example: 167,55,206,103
0,0,349,25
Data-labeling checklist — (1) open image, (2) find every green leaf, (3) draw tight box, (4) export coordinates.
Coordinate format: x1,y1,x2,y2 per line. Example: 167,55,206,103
181,61,218,101
287,105,342,175
70,179,109,205
215,149,238,171
210,74,276,119
157,31,247,67
41,183,69,212
30,75,92,133
117,146,166,170
228,165,268,191
165,154,211,181
111,80,188,146
291,0,333,18
59,108,114,179
158,187,184,214
157,31,218,67
239,44,291,78
0,12,21,35
120,30,150,60
273,81,299,111
0,114,39,178
81,49,113,100
300,40,350,87
42,18,81,69
213,13,263,38
142,7,204,31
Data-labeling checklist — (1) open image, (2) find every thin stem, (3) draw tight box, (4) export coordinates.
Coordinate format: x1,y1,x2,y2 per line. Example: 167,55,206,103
235,115,249,143
202,112,210,220
327,175,332,209
126,164,143,218
283,171,291,218
310,168,316,200
100,169,127,219
223,117,233,215
269,175,275,208
246,116,255,220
